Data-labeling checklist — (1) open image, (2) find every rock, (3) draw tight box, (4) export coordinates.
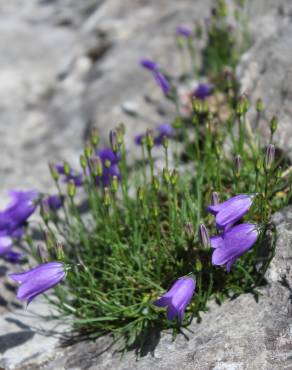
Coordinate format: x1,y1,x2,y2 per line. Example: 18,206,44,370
237,0,292,159
1,205,291,370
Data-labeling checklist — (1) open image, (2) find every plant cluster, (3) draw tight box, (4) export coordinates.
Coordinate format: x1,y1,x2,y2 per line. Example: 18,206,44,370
2,0,291,351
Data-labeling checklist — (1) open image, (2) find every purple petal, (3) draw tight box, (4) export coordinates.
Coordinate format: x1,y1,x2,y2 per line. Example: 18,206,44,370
167,304,178,320
9,262,64,284
210,235,224,249
194,83,213,100
212,223,258,266
176,26,192,38
140,59,159,71
4,251,25,263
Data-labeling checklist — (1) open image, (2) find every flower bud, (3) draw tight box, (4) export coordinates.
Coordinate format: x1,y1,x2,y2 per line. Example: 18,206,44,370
218,0,228,17
63,161,71,176
146,129,154,150
67,179,76,198
111,175,119,193
163,168,171,184
170,169,179,186
255,157,261,172
137,186,145,202
84,142,93,159
270,116,278,135
195,259,203,272
193,99,203,114
40,199,51,223
184,222,194,240
162,136,169,149
90,127,99,146
152,176,160,192
264,144,275,171
199,224,210,248
56,242,65,260
103,187,111,206
256,98,264,113
117,123,125,145
234,154,243,178
109,130,119,153
49,162,59,182
44,231,54,253
211,191,220,205
37,244,49,263
79,154,87,170
236,95,249,116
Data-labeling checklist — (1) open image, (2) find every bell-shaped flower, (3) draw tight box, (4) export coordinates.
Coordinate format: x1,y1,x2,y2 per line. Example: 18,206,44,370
207,194,255,230
140,58,159,72
0,190,38,237
135,123,173,146
43,195,63,211
9,262,66,303
211,223,259,272
194,83,213,100
154,276,195,321
95,147,121,187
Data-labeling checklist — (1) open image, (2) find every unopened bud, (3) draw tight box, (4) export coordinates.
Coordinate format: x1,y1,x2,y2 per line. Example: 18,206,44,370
193,99,203,114
90,127,99,146
103,187,111,206
111,175,119,193
236,95,249,116
67,179,76,198
37,244,49,263
63,162,71,176
195,259,203,272
256,98,264,113
79,154,87,170
270,116,278,135
163,168,171,184
109,130,119,153
170,169,179,186
162,136,169,149
146,129,154,150
211,191,220,205
184,222,194,240
256,157,261,172
218,0,228,17
199,224,210,248
152,176,160,192
56,242,65,260
44,231,54,253
117,123,125,145
234,155,243,178
84,142,93,159
137,186,145,202
49,162,59,182
264,144,275,171
40,199,51,223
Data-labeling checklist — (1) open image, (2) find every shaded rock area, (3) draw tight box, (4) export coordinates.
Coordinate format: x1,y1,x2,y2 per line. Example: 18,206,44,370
1,0,292,369
1,206,291,370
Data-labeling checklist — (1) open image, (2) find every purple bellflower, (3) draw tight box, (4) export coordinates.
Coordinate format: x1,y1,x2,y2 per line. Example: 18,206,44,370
194,83,214,100
0,236,25,263
55,164,83,186
9,262,66,304
0,190,38,238
176,25,192,38
95,147,121,187
211,223,259,272
135,123,173,146
154,276,196,321
207,194,255,231
4,251,25,263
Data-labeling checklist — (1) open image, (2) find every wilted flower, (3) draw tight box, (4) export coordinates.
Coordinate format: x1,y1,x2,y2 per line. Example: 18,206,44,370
176,26,192,38
135,123,173,146
9,262,66,304
140,58,159,71
194,83,213,100
207,194,255,230
0,190,38,237
55,164,83,186
95,147,121,187
154,276,196,321
211,223,259,272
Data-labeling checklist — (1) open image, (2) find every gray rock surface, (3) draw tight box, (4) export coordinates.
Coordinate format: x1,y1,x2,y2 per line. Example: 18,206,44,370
1,206,291,370
238,0,292,159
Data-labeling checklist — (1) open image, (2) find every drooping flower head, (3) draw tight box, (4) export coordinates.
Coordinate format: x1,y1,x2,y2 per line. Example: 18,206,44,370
95,147,121,187
55,164,83,187
211,223,259,272
0,190,38,237
154,276,196,321
135,123,173,146
176,25,192,38
194,83,214,100
207,194,255,231
9,262,66,304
